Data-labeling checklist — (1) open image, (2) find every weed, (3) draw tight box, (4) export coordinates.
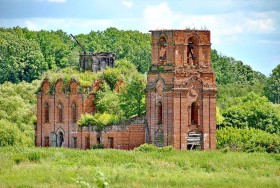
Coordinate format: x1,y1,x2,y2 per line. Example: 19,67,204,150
28,152,40,162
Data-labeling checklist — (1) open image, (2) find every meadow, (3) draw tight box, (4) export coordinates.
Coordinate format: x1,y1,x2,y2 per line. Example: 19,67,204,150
0,145,279,187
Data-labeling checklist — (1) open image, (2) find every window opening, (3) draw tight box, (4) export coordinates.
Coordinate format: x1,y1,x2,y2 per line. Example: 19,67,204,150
44,103,49,123
191,102,198,125
159,37,167,63
108,137,114,149
85,137,90,149
72,102,77,123
73,137,77,148
158,101,162,124
58,102,63,123
44,136,49,147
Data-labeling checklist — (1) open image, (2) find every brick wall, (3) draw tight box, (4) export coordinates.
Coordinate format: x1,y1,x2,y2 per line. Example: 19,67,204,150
36,29,216,151
36,78,145,150
147,30,217,150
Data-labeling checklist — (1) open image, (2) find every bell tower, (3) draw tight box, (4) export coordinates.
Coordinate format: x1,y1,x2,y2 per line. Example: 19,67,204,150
146,29,217,150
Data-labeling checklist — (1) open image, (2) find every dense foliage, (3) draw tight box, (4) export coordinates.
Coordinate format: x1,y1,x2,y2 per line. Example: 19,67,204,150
42,59,147,128
78,113,119,131
264,64,280,104
75,27,151,73
220,92,280,134
211,50,266,86
80,60,146,126
217,127,280,153
0,28,47,83
0,81,38,146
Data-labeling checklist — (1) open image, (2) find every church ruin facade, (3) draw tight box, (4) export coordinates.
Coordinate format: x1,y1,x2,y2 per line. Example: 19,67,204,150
146,30,217,150
35,29,216,150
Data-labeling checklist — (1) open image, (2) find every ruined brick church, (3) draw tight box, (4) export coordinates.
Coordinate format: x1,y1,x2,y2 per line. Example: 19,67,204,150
35,29,217,150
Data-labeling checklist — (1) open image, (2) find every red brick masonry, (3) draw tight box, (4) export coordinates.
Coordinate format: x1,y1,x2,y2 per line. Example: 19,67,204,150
35,29,216,150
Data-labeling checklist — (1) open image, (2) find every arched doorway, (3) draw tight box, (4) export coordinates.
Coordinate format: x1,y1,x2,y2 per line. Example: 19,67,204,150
57,131,64,147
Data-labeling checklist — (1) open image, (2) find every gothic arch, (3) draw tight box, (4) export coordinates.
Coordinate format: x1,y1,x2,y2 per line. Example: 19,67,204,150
155,77,165,95
55,78,64,94
186,34,200,66
56,127,65,147
69,79,79,95
185,76,203,88
158,35,167,64
41,78,50,95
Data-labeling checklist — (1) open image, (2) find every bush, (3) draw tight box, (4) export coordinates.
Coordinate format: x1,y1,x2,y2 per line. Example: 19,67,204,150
217,127,280,153
28,152,41,162
92,143,104,149
78,113,120,130
220,92,280,134
135,144,174,152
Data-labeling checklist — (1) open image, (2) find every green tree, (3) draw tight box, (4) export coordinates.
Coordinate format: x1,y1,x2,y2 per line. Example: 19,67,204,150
0,120,21,147
264,64,280,104
217,126,280,153
221,92,280,134
0,28,47,83
119,74,146,118
0,81,38,147
76,27,151,73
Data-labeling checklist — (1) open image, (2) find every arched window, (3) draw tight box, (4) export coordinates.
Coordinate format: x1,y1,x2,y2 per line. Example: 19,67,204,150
72,102,77,123
158,101,162,124
191,102,198,125
58,102,63,123
159,36,167,63
44,103,49,123
187,36,199,66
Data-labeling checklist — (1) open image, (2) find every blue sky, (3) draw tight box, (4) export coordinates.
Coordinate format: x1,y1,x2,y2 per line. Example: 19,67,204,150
0,0,279,76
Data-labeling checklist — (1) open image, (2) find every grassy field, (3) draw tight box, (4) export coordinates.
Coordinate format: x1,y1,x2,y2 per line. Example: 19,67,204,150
0,146,279,188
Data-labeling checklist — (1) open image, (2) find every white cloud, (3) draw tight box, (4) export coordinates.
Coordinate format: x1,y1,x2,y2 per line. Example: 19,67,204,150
143,2,181,30
47,0,66,3
258,40,280,44
142,3,279,45
25,20,40,31
14,18,114,34
121,0,133,8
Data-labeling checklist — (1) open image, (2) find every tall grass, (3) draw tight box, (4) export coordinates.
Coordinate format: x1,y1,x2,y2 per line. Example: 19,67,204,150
0,146,279,187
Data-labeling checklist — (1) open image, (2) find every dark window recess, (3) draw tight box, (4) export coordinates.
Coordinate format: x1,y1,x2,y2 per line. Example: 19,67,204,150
158,101,162,124
72,102,77,123
97,137,101,144
85,137,90,149
191,102,198,125
187,37,199,66
108,137,114,149
44,136,49,147
159,37,167,62
58,102,63,123
73,137,77,148
44,103,49,123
